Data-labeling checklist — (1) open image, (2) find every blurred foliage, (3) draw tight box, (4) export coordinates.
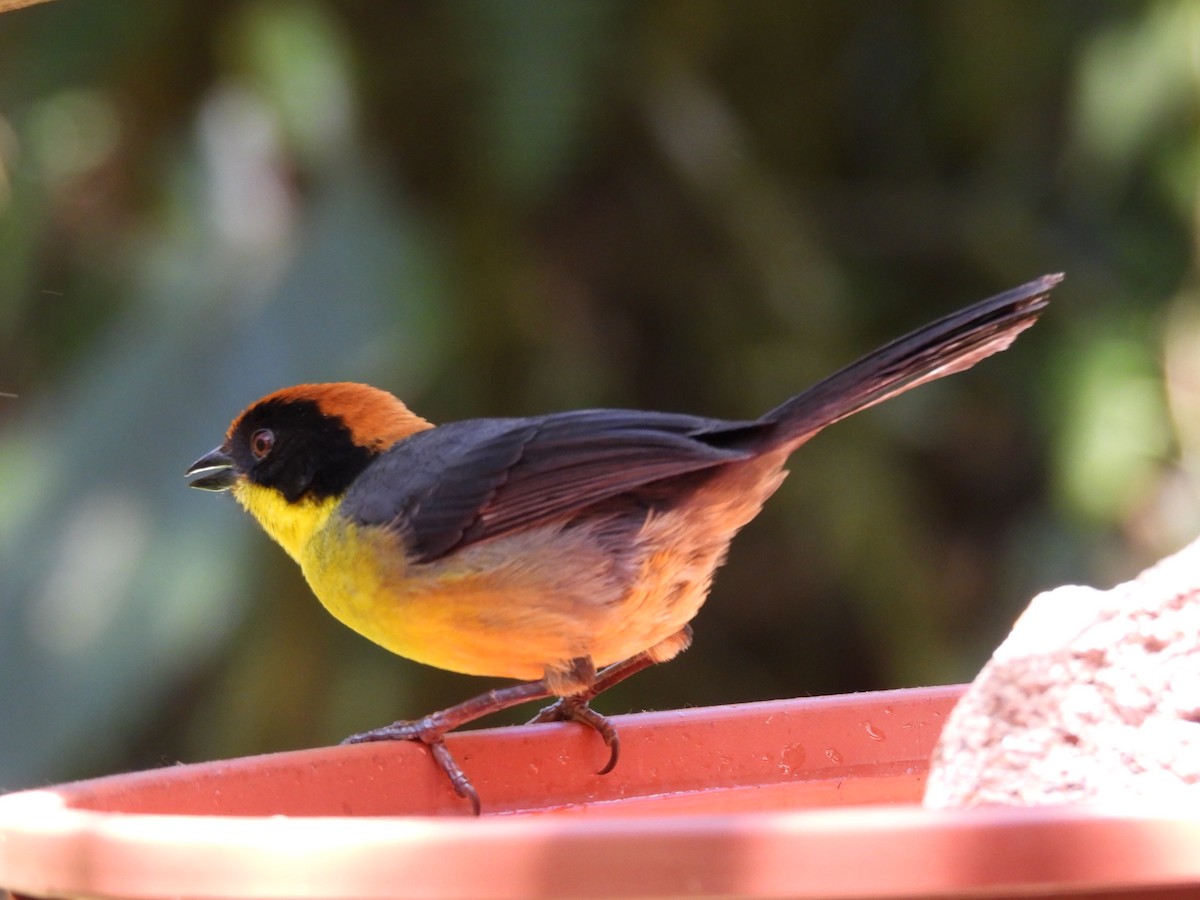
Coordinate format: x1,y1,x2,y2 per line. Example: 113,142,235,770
1,0,1198,791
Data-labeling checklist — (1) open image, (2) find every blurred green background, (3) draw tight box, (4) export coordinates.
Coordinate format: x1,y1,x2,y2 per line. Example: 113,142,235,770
1,0,1198,792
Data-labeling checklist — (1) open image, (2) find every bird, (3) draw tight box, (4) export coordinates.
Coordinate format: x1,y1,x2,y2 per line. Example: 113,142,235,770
187,273,1060,813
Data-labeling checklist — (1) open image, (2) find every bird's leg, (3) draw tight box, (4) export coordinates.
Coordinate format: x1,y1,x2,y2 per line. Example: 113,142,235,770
343,679,554,814
343,632,685,812
527,649,666,775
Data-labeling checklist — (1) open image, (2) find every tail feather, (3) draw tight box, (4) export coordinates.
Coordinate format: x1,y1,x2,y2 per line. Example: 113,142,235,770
762,274,1062,447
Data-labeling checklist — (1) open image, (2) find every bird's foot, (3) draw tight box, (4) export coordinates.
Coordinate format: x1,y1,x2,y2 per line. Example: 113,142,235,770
343,714,481,815
528,694,620,775
341,680,555,815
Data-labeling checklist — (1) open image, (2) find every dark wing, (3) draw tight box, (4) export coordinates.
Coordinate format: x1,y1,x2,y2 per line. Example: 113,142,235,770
342,409,761,563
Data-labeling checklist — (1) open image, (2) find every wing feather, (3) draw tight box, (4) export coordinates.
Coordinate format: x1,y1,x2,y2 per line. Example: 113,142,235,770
342,410,759,563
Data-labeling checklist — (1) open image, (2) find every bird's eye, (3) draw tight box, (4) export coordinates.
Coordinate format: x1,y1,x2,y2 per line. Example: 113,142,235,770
250,428,274,460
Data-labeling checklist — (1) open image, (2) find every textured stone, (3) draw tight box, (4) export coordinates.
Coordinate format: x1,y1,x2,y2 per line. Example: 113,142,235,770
924,538,1200,808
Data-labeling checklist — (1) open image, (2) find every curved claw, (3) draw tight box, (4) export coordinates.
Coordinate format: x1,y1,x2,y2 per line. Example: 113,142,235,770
430,740,481,816
597,731,620,775
528,697,621,775
339,718,482,816
339,680,564,815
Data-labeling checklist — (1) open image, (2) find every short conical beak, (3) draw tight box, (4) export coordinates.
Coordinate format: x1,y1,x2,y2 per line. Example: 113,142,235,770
186,445,237,492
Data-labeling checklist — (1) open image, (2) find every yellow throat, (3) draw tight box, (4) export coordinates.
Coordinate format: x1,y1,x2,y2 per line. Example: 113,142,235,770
232,480,339,563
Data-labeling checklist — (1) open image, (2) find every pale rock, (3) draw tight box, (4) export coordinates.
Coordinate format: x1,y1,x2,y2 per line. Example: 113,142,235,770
924,538,1200,807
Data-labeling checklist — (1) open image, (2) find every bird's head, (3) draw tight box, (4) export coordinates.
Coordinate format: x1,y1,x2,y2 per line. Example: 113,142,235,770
186,382,432,559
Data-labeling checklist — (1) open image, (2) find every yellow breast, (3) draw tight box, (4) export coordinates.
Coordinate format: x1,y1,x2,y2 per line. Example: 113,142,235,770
300,515,596,682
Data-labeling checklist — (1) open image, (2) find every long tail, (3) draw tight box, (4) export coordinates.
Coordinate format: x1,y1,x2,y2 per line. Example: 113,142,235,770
761,274,1062,448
